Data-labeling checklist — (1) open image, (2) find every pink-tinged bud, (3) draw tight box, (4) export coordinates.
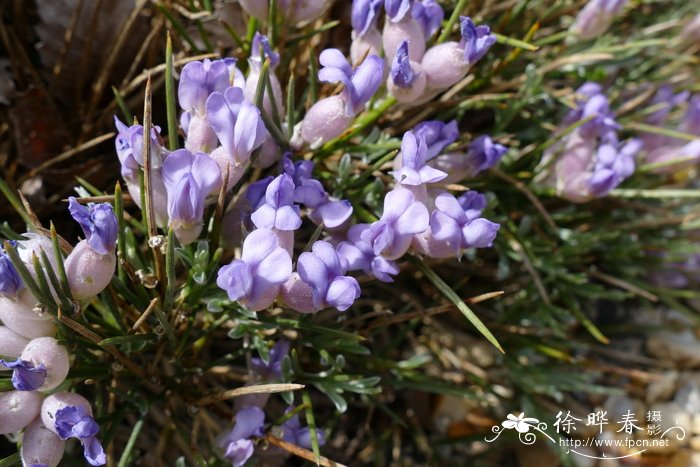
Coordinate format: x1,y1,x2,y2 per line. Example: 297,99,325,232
280,273,319,313
17,233,59,285
570,0,627,41
19,337,70,391
64,240,116,301
350,28,382,66
21,417,66,467
0,289,54,321
209,146,247,192
0,302,56,339
252,136,281,169
387,61,427,103
421,42,470,90
0,390,43,434
288,0,333,24
412,232,460,259
383,18,426,64
41,392,93,432
300,95,355,148
184,114,219,154
244,68,284,118
682,14,700,43
0,325,29,361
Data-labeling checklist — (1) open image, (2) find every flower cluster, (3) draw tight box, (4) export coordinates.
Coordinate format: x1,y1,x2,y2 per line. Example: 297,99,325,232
0,199,114,466
540,82,641,202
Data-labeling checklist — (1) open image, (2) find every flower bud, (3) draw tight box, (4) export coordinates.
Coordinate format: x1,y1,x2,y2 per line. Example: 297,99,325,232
0,298,56,339
570,0,627,40
0,390,43,434
183,114,219,154
350,27,382,66
422,42,470,89
17,337,70,391
64,240,116,301
383,17,426,64
21,418,66,467
300,95,355,148
0,325,29,360
280,273,318,313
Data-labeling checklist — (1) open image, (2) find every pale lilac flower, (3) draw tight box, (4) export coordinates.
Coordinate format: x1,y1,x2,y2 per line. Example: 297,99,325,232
588,139,640,197
297,241,361,311
68,198,118,255
570,0,627,40
413,192,500,258
0,241,23,296
245,32,284,117
681,95,700,135
217,229,292,311
301,51,384,146
460,17,497,65
361,187,429,260
464,135,507,175
250,174,302,231
251,340,290,380
221,407,265,467
414,120,459,159
206,86,267,175
382,10,426,63
337,224,400,282
162,149,222,245
394,131,447,186
412,0,444,38
422,17,495,90
178,59,232,115
281,408,326,450
352,0,383,36
42,392,106,466
0,325,29,360
318,49,385,116
388,41,428,103
0,390,43,435
384,0,411,22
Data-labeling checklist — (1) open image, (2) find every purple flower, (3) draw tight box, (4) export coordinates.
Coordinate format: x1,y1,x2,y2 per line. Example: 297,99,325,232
250,174,302,231
563,84,619,138
161,149,222,245
361,187,429,260
113,117,165,184
681,95,700,135
297,241,361,311
0,242,23,296
337,224,400,282
352,0,383,35
431,193,500,248
645,86,689,126
465,135,507,175
68,198,118,255
178,59,232,115
251,340,290,380
217,229,292,311
391,41,415,88
318,49,384,115
414,120,459,160
394,131,448,185
282,156,354,229
588,139,640,197
458,191,488,220
222,407,265,467
459,16,497,65
384,0,411,22
251,32,280,68
0,359,47,391
281,409,326,450
206,87,267,166
412,0,444,37
54,405,106,466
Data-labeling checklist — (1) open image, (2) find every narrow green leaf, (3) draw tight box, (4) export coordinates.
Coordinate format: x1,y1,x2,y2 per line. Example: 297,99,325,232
494,33,539,51
50,223,74,303
286,73,296,139
112,86,133,123
569,308,609,344
408,255,504,353
164,227,176,311
114,182,128,283
260,108,288,146
254,59,271,110
165,31,179,151
99,334,157,346
437,0,468,44
0,178,33,227
39,249,72,313
0,453,20,467
31,253,58,312
302,391,321,463
117,416,146,467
